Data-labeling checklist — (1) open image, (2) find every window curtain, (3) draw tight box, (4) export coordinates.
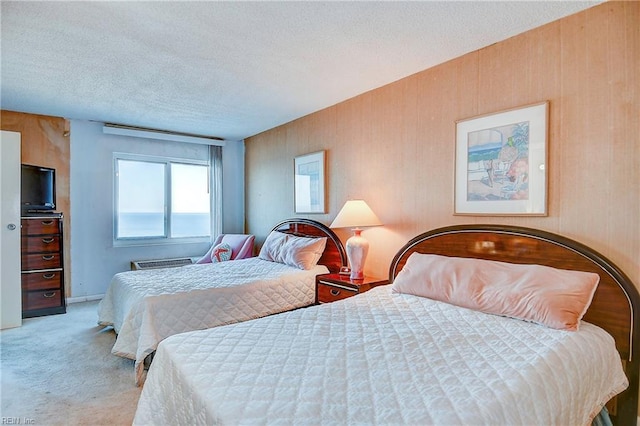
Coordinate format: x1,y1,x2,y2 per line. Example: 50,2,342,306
209,145,223,239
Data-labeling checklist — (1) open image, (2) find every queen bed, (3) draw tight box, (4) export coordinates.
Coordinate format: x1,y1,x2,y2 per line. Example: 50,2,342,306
133,225,639,425
98,218,346,385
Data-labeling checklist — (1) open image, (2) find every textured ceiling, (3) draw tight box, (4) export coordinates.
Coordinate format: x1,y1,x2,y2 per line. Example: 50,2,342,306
1,1,601,141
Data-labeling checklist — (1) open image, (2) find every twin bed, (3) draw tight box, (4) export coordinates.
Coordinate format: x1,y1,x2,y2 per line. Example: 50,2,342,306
130,224,639,425
98,219,346,385
100,219,640,425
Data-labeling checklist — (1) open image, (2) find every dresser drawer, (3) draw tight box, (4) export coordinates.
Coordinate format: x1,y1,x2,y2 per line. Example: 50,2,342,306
317,282,357,303
23,289,63,311
20,214,66,318
22,252,62,270
21,235,61,254
22,270,63,291
21,218,60,235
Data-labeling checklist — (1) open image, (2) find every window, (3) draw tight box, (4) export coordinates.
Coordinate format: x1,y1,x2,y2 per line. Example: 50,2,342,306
114,154,211,243
170,163,210,238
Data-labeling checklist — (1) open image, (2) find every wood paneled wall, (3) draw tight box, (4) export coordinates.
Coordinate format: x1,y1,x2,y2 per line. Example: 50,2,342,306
1,111,71,296
245,2,639,290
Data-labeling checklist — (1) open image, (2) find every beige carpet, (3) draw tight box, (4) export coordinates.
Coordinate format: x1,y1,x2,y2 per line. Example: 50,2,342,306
0,301,142,425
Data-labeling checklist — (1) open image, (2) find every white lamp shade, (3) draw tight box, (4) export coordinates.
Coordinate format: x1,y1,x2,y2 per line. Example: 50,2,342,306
330,200,382,229
330,200,382,280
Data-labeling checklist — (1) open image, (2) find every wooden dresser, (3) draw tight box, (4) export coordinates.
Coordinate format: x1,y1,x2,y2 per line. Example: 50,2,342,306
21,214,66,318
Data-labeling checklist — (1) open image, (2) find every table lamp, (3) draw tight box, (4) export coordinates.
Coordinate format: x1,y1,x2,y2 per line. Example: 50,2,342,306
330,200,382,280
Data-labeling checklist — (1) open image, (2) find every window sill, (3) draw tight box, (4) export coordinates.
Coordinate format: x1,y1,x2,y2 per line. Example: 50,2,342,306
113,236,210,248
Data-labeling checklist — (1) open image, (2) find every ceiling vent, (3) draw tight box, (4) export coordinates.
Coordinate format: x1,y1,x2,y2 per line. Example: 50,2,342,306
103,123,225,146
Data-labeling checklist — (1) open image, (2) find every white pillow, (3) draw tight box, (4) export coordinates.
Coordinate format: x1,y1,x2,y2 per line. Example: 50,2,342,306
259,231,327,270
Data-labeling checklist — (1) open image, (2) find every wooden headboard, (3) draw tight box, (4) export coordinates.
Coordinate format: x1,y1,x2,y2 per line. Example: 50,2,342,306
388,225,639,426
270,218,347,273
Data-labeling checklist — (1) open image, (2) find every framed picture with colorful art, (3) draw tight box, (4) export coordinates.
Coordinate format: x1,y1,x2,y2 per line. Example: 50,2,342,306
454,102,548,216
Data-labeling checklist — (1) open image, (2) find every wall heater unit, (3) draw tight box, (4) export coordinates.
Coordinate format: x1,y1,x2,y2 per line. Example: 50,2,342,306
131,257,194,271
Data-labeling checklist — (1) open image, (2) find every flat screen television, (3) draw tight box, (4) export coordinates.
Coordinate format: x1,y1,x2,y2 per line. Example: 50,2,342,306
21,164,56,212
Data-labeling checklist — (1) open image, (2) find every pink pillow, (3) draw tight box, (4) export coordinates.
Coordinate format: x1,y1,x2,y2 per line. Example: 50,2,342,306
209,243,232,263
259,231,327,270
391,253,600,331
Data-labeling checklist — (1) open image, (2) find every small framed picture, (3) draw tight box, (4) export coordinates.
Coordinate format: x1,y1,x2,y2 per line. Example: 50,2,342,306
454,102,549,216
294,150,326,214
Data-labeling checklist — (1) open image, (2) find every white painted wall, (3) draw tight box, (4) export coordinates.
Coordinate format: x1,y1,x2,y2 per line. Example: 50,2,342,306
69,120,245,299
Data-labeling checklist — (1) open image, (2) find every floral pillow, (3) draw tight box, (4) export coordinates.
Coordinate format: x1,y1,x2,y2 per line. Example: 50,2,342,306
209,242,232,263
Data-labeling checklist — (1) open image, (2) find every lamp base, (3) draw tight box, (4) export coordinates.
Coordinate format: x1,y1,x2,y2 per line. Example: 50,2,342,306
350,269,364,280
346,229,369,281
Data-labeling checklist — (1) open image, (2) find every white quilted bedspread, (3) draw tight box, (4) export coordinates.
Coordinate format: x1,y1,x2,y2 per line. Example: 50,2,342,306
97,258,327,385
134,285,628,426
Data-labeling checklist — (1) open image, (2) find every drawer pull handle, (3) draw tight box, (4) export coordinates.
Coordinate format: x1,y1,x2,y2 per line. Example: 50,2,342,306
43,292,56,298
42,255,55,261
42,273,56,279
330,289,341,296
41,220,54,226
41,238,55,244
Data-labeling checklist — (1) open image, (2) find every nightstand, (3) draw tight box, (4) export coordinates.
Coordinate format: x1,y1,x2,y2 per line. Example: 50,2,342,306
316,273,389,304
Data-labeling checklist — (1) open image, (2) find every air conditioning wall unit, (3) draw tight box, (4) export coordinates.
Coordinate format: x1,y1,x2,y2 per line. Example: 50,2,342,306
131,257,194,271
